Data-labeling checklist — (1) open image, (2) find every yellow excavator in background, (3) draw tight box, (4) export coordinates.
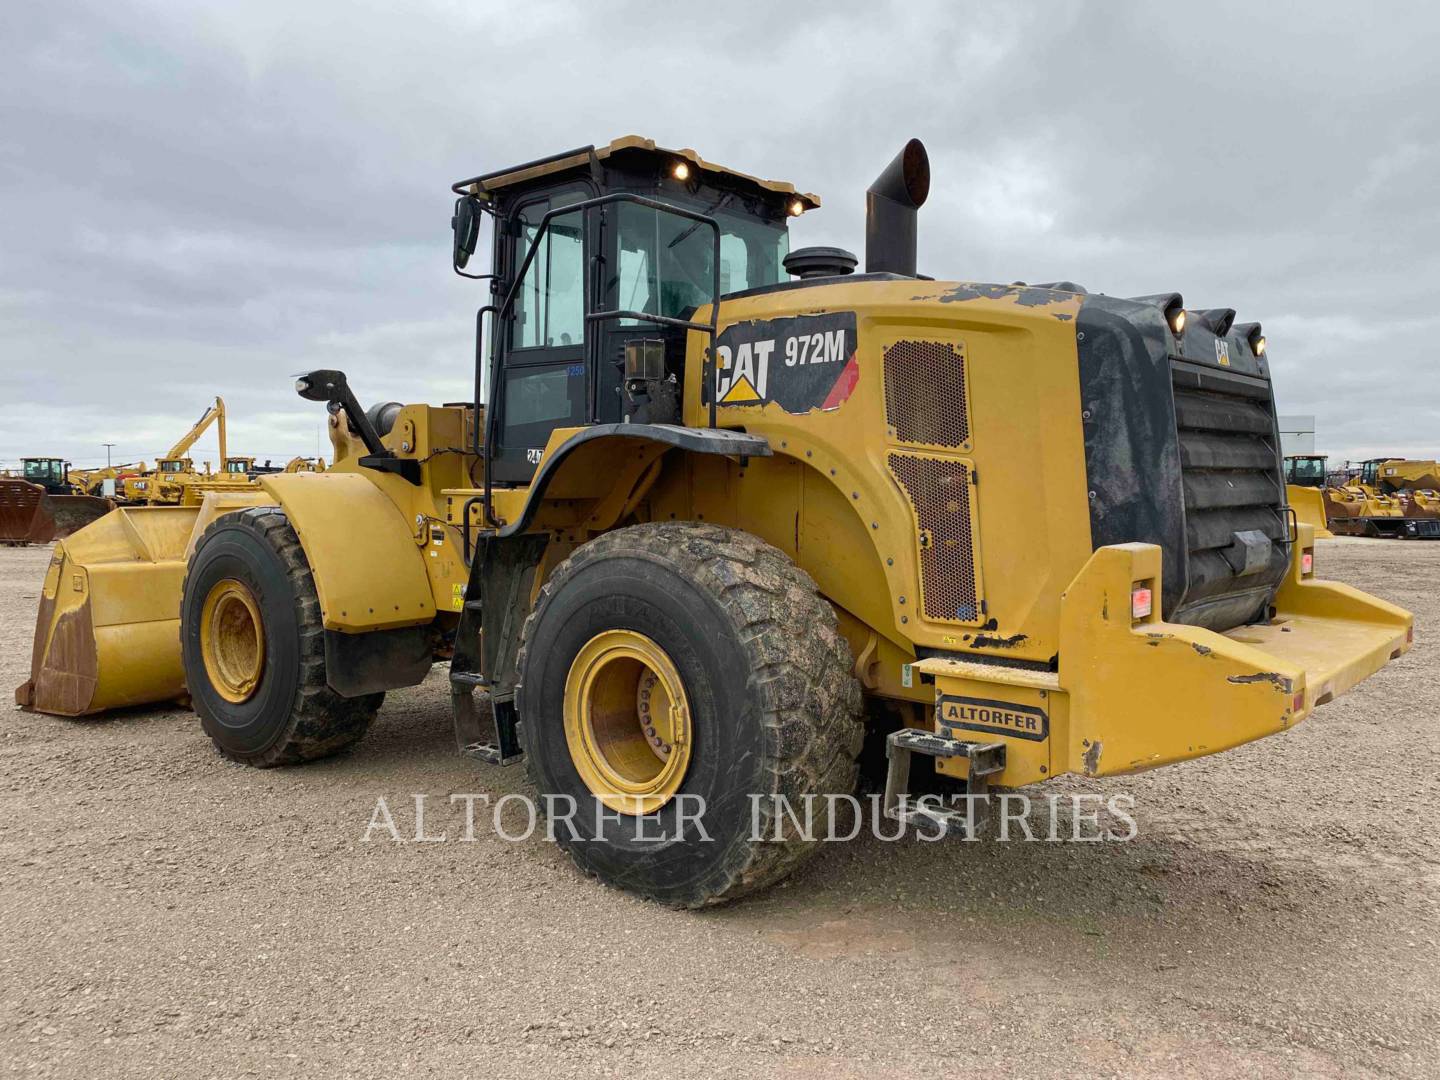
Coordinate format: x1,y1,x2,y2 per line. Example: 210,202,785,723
123,398,229,504
1283,455,1334,540
123,401,323,505
71,461,149,498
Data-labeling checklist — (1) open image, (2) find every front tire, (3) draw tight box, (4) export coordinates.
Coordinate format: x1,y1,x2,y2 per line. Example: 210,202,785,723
180,507,382,767
515,523,864,907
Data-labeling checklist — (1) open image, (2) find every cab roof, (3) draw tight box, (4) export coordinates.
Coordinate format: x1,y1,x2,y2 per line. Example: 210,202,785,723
458,135,821,211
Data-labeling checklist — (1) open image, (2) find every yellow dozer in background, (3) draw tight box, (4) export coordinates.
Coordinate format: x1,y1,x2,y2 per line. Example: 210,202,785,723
16,137,1413,906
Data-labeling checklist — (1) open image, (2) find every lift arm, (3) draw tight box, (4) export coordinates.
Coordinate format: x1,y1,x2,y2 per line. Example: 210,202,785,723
164,397,227,463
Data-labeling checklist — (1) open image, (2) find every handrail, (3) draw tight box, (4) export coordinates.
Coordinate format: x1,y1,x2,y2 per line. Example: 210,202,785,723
475,190,722,532
451,146,597,196
471,304,498,457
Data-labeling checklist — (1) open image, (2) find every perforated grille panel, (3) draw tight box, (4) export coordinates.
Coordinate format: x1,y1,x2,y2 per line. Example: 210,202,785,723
884,339,970,448
888,452,980,623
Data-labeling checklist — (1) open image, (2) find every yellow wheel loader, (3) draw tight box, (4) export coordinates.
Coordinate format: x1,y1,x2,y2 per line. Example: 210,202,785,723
0,458,113,544
17,137,1412,906
1329,459,1440,539
1283,455,1334,540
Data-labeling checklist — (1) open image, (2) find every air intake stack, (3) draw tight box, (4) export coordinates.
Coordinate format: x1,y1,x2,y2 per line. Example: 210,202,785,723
865,139,930,276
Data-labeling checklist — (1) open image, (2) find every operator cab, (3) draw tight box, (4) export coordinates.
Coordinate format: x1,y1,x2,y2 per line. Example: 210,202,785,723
1284,454,1327,488
158,458,190,474
22,457,68,494
450,137,819,484
21,457,72,496
1358,459,1389,488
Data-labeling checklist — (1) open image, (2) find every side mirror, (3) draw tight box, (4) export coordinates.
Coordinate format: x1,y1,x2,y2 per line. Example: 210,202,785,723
452,196,481,270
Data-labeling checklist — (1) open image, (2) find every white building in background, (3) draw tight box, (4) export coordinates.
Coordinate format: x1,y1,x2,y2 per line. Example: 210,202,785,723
1278,414,1316,456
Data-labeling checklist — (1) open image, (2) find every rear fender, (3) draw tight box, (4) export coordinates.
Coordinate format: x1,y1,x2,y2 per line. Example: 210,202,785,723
488,423,771,539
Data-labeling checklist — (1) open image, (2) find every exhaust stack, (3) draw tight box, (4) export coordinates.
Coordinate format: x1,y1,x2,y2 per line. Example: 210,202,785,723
865,138,930,276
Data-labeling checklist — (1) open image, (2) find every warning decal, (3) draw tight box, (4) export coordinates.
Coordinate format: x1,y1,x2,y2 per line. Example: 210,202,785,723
709,311,859,414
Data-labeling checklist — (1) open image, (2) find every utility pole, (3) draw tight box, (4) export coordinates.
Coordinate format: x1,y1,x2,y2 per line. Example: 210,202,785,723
103,443,115,468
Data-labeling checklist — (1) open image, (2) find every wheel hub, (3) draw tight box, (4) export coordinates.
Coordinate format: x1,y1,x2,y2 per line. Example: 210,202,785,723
199,578,265,704
563,630,692,815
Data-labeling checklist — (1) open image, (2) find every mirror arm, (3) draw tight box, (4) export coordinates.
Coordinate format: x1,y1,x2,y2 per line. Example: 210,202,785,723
294,369,387,456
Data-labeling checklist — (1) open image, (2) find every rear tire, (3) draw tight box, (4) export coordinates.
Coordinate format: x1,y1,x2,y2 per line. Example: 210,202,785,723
180,507,382,767
515,522,864,907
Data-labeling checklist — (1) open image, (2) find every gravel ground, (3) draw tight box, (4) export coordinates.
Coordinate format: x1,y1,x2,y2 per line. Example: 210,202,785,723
1,538,1437,1078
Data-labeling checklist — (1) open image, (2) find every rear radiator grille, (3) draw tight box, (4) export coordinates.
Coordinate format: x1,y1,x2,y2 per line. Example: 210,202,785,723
884,339,970,448
888,452,980,623
1170,368,1287,625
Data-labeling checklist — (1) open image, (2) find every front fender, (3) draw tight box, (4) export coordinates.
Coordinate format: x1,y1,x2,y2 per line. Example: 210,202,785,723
258,473,435,633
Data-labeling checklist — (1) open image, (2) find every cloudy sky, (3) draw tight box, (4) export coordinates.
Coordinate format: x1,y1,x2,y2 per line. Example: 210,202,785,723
3,0,1437,470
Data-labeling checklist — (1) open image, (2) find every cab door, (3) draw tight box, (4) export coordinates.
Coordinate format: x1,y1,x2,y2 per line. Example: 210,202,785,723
490,187,592,484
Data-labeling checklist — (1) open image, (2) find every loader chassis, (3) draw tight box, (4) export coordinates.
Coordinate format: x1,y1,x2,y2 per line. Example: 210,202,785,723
16,136,1413,906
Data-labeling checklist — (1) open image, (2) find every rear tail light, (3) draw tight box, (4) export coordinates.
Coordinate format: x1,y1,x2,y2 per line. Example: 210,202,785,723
1407,625,1415,643
1300,549,1314,576
1292,691,1304,714
1131,585,1153,621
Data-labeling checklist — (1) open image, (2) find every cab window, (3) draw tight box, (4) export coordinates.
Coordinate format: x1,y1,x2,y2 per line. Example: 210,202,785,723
511,202,585,350
612,201,787,324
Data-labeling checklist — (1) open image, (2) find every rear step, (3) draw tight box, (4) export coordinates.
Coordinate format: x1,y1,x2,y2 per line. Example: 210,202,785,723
882,728,1006,836
449,671,524,766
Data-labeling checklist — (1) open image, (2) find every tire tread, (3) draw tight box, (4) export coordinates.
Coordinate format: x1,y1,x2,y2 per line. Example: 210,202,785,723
181,507,381,768
516,522,863,906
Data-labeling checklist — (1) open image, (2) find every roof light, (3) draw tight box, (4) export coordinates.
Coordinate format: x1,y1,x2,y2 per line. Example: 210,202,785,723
1131,585,1153,621
671,161,690,181
788,198,805,217
1170,309,1186,335
1254,336,1266,357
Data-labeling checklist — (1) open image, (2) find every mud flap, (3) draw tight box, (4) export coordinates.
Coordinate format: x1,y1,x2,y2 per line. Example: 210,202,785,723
325,626,434,697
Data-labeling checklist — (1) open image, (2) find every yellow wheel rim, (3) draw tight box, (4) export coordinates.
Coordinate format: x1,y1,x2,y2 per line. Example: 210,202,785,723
563,630,692,815
199,579,266,704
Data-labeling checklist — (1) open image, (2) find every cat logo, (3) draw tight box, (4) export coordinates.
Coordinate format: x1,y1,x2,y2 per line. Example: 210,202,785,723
1215,338,1231,367
716,339,772,404
711,312,859,414
936,695,1048,742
